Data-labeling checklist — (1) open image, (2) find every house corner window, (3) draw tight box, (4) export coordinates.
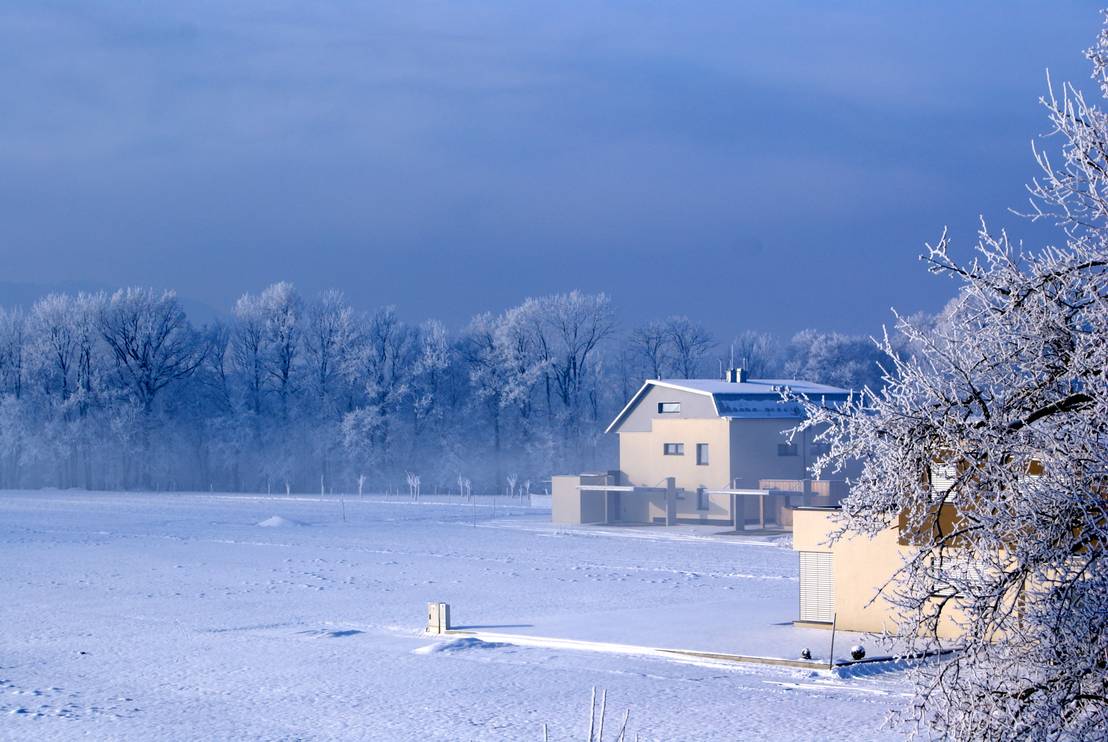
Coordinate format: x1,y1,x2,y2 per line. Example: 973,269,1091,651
658,402,681,414
696,443,709,465
663,443,684,456
777,443,798,457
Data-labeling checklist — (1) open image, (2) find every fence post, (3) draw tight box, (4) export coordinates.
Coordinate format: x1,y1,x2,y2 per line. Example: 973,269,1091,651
665,477,677,526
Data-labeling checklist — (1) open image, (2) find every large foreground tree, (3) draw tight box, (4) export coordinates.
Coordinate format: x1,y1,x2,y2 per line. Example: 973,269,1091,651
796,19,1108,741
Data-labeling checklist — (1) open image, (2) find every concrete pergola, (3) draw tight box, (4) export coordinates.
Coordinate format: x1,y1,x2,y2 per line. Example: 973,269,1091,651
576,480,776,529
577,477,678,525
704,488,773,530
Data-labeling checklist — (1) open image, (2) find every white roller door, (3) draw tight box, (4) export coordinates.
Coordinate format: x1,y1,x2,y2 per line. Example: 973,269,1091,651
799,551,834,623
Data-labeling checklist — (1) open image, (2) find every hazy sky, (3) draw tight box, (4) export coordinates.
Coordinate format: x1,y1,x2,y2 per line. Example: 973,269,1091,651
0,2,1100,336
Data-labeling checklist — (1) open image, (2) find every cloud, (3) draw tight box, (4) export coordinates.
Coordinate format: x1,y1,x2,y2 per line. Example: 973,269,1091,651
0,1,1098,335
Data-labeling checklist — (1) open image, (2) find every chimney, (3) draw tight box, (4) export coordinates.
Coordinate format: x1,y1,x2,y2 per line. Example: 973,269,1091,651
727,367,748,383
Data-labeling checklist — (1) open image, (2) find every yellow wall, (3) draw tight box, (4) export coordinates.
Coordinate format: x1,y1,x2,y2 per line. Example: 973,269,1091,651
792,507,838,551
618,417,731,492
552,474,608,524
792,508,963,638
618,417,733,522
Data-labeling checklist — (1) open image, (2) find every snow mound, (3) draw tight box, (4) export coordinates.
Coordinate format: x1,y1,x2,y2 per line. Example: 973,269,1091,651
299,628,364,639
413,637,512,655
833,658,911,679
256,515,306,528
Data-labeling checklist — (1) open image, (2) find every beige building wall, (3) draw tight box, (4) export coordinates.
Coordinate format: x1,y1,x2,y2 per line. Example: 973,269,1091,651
793,508,963,638
728,420,811,488
552,473,670,525
619,417,731,490
614,386,718,432
616,489,655,523
618,417,732,522
552,474,608,525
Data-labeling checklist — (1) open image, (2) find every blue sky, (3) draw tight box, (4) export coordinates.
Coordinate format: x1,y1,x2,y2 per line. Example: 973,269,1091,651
0,1,1100,336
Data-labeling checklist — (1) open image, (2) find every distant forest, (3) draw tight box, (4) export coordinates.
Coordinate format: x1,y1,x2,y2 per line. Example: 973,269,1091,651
0,284,899,493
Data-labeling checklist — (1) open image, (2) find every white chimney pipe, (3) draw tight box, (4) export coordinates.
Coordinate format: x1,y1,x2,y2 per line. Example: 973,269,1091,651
727,368,748,383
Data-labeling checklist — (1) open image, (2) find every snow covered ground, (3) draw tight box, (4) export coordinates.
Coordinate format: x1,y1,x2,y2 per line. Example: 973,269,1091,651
0,491,911,740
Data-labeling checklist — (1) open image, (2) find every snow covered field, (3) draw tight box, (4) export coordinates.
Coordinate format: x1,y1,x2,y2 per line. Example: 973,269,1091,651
0,491,910,741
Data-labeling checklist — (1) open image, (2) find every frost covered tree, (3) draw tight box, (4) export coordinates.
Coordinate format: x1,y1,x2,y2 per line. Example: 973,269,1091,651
228,283,306,487
410,319,451,438
627,320,670,380
304,289,355,413
493,303,547,433
663,315,714,379
231,290,268,421
195,321,250,491
462,312,512,482
340,305,416,482
26,293,106,487
259,282,303,422
454,292,615,485
785,329,888,392
529,292,615,452
304,289,356,485
0,307,27,487
625,315,715,382
99,289,203,417
98,288,204,486
729,330,776,379
461,308,547,486
794,24,1108,740
27,294,80,406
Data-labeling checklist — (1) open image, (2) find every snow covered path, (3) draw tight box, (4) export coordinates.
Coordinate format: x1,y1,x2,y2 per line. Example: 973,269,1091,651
0,491,907,740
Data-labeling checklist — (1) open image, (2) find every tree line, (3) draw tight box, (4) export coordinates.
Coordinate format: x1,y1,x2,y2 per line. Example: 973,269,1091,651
0,284,890,493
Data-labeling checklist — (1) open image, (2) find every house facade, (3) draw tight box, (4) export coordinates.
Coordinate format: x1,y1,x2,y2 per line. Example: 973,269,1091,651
792,504,972,638
552,369,855,527
791,458,992,635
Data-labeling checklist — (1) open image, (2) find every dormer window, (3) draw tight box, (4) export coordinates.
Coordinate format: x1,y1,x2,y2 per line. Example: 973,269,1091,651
658,402,681,414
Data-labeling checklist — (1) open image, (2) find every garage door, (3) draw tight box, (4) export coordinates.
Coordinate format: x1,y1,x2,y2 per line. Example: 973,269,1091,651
799,551,834,623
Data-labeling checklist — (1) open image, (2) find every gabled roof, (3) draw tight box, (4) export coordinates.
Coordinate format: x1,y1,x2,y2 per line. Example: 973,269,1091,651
605,377,851,434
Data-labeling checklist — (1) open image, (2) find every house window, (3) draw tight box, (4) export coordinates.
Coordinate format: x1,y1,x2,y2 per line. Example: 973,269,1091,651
696,487,710,511
658,402,681,414
929,462,957,493
777,443,798,457
810,442,830,456
663,443,684,456
798,551,834,623
696,443,709,465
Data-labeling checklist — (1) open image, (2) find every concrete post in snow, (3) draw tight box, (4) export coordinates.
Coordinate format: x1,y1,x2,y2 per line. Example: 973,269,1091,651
665,477,677,526
426,602,451,634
